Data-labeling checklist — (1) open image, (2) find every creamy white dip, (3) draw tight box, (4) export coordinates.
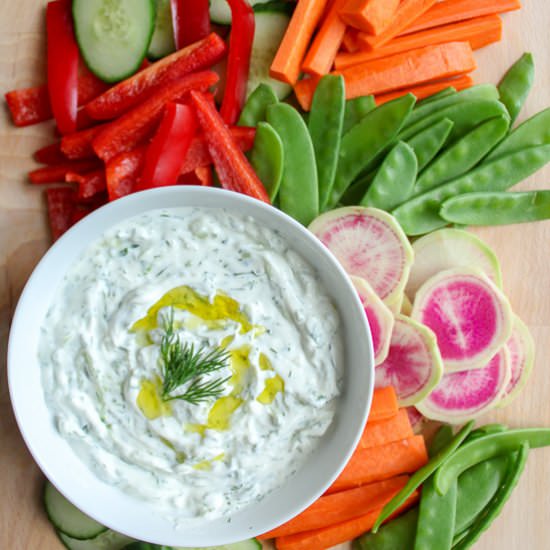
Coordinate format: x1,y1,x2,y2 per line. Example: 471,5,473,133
39,207,343,521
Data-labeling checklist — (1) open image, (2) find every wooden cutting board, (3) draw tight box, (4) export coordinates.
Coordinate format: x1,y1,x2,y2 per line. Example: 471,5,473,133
1,2,550,549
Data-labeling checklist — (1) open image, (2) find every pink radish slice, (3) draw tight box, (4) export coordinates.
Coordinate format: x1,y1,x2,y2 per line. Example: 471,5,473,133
416,347,511,424
351,276,394,365
375,314,443,407
309,207,414,303
499,315,535,408
406,407,426,434
411,267,513,372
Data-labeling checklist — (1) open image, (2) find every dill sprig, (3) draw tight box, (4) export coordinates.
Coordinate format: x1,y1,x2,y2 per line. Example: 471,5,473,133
160,310,230,404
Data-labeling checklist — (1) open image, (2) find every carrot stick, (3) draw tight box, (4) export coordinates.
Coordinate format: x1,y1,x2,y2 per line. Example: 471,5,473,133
327,435,429,494
401,0,521,36
375,74,474,104
270,0,328,85
259,476,409,540
275,491,420,550
302,0,347,75
360,0,439,50
340,0,400,35
335,15,502,69
359,409,413,449
368,386,399,423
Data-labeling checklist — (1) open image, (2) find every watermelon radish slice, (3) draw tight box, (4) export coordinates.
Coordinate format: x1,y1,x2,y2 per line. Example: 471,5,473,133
351,276,394,366
499,315,535,408
375,314,443,407
401,294,413,316
406,407,426,434
406,228,503,298
386,293,404,315
416,347,511,424
411,267,513,372
309,207,414,304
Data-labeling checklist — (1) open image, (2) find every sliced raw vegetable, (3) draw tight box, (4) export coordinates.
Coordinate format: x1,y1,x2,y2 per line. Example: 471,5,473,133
57,529,134,550
497,52,534,125
351,276,394,366
309,207,414,303
249,122,284,201
172,0,210,48
339,0,400,36
385,293,404,315
405,118,453,172
342,95,376,134
148,0,175,59
375,315,443,407
411,268,513,371
417,86,457,105
406,407,424,434
210,0,272,24
72,0,155,83
406,229,503,297
359,409,414,449
369,387,399,423
238,83,278,127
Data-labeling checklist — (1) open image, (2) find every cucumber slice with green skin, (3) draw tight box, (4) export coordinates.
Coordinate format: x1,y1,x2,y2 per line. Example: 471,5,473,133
210,0,272,25
148,0,175,59
73,0,155,83
58,530,134,550
122,539,262,550
44,482,106,540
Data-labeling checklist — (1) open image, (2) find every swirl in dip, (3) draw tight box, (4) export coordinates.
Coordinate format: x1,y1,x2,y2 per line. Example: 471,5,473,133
39,207,343,520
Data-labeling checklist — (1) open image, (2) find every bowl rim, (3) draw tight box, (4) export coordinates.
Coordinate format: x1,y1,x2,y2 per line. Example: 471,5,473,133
8,186,374,546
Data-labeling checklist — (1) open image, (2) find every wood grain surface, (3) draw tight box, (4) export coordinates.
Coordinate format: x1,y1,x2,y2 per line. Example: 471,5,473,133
1,2,550,549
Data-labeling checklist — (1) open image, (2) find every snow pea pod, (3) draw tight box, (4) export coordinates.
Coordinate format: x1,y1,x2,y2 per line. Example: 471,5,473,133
440,190,550,226
340,171,375,206
417,86,457,107
237,83,278,127
406,118,454,172
435,428,550,495
343,95,376,135
372,421,474,532
266,103,318,225
329,94,416,209
361,141,417,210
465,424,508,443
249,122,284,201
498,52,534,125
393,144,550,235
415,116,510,195
308,75,345,211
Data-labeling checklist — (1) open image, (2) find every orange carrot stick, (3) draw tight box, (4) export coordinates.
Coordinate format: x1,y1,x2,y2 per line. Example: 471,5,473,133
335,15,502,69
258,476,409,540
360,0,439,50
270,0,329,85
275,491,420,550
340,0,400,35
368,386,399,423
401,0,521,36
360,409,414,449
302,0,348,75
375,74,474,104
327,435,429,494
342,28,362,53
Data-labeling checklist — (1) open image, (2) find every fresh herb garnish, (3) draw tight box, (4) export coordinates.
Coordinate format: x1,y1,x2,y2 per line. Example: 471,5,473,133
159,310,230,405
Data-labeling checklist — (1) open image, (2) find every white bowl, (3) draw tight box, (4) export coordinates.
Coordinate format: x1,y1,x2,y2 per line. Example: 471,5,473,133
8,187,374,547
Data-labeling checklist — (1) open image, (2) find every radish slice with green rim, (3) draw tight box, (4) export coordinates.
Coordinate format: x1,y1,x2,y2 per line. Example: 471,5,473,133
412,267,513,372
499,315,535,408
375,314,443,407
406,228,503,297
385,293,404,315
351,276,394,366
309,207,414,303
401,294,413,316
416,347,511,424
406,407,425,434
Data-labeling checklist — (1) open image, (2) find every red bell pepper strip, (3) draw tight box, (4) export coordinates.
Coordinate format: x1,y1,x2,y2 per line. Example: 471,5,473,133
46,0,79,134
45,187,76,240
171,0,211,49
61,125,107,159
5,86,53,127
93,70,218,162
220,0,255,125
137,103,197,190
34,142,66,165
193,166,214,186
66,169,107,200
85,34,226,121
105,148,146,201
190,91,270,202
29,160,101,184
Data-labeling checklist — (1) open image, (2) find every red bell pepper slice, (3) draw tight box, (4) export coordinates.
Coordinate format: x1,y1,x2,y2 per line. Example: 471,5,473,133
105,148,147,201
46,0,79,134
61,125,107,159
137,103,197,190
45,187,76,240
66,169,107,200
34,142,66,165
190,91,270,203
178,166,213,186
171,0,210,49
220,0,255,125
29,160,101,184
85,33,226,121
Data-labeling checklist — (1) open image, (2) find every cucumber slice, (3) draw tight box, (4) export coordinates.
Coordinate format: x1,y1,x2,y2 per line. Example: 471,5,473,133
175,540,261,550
73,0,155,83
44,482,106,540
148,0,175,59
210,0,272,25
58,530,134,550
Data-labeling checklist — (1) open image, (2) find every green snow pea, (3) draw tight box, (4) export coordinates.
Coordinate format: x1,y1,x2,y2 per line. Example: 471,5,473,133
266,103,318,225
361,141,417,210
453,442,529,550
498,52,535,125
249,122,284,201
417,86,457,106
465,424,508,443
353,508,418,550
343,95,376,134
308,75,345,211
372,421,474,532
406,118,454,172
328,94,416,209
430,425,454,456
392,144,550,235
339,171,375,206
440,190,550,226
238,83,278,127
414,115,510,195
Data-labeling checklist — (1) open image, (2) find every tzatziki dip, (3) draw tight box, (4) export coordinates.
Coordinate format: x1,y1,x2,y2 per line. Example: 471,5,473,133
39,207,344,521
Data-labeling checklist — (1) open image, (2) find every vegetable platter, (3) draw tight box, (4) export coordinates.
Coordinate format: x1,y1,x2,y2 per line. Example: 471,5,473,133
1,1,550,550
